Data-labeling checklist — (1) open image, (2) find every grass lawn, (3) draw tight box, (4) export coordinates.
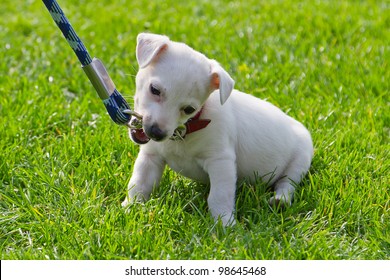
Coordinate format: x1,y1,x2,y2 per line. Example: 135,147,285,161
0,0,389,259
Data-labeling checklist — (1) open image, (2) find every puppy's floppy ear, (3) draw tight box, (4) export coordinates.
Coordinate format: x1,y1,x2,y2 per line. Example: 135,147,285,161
210,60,235,105
136,33,170,68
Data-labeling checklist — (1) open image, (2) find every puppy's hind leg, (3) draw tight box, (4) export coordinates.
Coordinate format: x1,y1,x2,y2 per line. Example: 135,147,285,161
269,147,313,208
269,179,296,208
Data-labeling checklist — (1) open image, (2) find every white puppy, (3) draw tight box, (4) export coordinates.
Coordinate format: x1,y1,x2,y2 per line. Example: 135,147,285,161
122,33,313,226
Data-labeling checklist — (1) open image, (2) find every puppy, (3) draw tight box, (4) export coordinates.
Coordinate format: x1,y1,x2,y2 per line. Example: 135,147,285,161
122,33,313,226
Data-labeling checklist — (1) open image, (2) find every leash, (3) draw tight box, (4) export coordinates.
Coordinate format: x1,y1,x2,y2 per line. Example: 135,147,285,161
42,0,142,126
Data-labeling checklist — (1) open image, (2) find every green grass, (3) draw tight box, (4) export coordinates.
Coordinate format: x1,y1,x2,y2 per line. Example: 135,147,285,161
0,0,389,259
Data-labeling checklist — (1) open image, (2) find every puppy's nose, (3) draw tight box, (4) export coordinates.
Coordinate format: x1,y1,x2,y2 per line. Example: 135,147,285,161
145,123,167,141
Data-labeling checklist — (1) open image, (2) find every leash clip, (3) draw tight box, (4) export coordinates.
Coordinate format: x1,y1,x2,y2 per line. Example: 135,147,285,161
123,109,144,129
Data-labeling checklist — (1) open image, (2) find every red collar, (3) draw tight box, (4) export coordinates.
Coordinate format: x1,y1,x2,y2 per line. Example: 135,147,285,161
185,107,211,135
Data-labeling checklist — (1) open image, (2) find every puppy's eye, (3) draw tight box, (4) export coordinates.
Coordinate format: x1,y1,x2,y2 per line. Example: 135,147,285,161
183,106,196,115
150,84,161,96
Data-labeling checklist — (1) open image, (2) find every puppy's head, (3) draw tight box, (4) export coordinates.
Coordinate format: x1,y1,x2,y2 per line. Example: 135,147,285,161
130,33,234,143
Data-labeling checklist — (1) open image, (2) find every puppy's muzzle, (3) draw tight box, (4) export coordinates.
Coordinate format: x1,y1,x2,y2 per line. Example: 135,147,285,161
144,123,167,141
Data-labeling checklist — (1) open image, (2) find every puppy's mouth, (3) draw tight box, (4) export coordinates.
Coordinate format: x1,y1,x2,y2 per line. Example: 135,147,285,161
128,115,151,144
130,128,150,144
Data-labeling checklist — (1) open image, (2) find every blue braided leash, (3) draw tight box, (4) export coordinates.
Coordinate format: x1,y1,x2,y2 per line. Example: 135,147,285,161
42,0,132,125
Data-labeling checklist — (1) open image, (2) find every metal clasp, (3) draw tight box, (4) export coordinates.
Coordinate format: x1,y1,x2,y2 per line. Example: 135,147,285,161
123,109,144,129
